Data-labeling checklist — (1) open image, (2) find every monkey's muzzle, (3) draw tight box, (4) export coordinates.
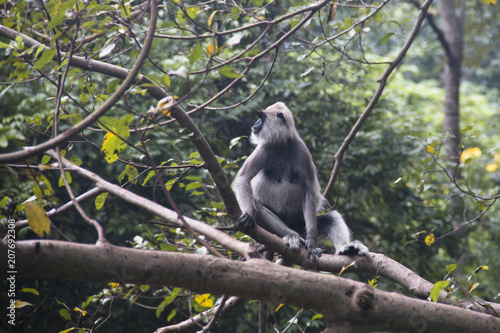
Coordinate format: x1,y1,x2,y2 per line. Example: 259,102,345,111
252,111,265,134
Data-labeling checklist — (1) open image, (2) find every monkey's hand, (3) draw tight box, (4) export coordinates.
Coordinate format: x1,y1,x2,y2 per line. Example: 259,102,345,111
305,238,322,262
283,234,302,252
338,240,369,256
237,212,256,232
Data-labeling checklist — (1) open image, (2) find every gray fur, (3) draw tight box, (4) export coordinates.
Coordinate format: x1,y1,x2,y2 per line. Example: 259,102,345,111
233,102,368,260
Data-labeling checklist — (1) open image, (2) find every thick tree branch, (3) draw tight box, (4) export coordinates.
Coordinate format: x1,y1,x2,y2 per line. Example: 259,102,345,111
4,239,499,333
323,0,434,197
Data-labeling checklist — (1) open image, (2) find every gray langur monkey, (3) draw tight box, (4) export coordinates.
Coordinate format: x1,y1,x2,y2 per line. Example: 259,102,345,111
233,102,368,260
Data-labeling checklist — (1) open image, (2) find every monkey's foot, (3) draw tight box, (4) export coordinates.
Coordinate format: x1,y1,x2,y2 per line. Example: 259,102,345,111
305,238,322,262
283,234,301,252
306,248,322,262
338,240,369,256
237,213,255,232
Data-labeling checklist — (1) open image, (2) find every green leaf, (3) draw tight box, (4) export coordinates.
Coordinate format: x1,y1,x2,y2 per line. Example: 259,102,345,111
156,288,181,318
47,0,78,30
189,42,203,64
461,124,475,134
167,309,177,322
142,170,156,186
186,182,203,191
165,179,176,191
186,6,199,19
161,75,171,88
95,192,108,210
81,295,96,309
0,196,10,208
58,171,72,187
118,164,139,185
219,66,241,78
34,49,56,70
69,155,83,166
20,288,40,296
311,313,324,321
430,280,450,302
380,32,394,45
0,41,11,49
342,16,352,30
59,308,72,321
446,263,457,274
34,44,46,59
41,155,51,164
98,116,117,131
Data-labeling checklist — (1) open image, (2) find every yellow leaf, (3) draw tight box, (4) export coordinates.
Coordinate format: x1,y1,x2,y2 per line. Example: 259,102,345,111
14,300,33,308
206,43,218,55
100,114,133,164
426,146,436,154
275,303,284,312
73,307,87,316
25,202,51,237
101,132,121,163
425,233,435,246
207,10,217,27
475,265,489,273
486,163,498,172
195,294,213,307
469,282,479,293
338,261,356,276
460,147,481,162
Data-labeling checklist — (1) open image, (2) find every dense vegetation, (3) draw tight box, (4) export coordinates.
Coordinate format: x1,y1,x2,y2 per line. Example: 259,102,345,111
1,0,499,332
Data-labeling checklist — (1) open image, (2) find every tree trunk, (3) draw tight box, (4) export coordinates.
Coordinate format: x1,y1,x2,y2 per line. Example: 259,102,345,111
439,0,464,179
439,0,466,243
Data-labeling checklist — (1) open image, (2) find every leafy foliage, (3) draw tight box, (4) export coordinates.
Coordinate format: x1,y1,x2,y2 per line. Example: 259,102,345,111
0,0,499,332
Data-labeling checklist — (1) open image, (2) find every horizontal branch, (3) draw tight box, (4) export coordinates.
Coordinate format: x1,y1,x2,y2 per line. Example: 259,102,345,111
4,239,499,333
48,150,252,258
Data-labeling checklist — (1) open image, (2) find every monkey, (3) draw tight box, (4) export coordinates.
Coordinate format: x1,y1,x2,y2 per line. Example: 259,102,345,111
232,102,368,260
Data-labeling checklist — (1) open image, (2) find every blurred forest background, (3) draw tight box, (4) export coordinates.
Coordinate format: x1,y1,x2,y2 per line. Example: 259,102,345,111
1,0,499,332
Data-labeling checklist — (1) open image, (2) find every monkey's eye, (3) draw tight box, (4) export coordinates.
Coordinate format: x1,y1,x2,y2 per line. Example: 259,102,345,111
277,112,286,124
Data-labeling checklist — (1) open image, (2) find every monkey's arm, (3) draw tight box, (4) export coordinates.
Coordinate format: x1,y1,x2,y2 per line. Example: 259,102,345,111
232,148,265,229
302,189,323,260
296,140,323,260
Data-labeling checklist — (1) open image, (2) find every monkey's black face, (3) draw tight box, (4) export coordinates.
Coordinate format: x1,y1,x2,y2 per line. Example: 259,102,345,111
252,112,266,134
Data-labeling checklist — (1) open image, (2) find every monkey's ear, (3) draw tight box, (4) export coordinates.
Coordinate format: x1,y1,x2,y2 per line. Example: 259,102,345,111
277,112,286,124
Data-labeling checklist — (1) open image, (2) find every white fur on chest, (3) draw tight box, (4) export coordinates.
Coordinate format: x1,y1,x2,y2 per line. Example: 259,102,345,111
250,170,303,214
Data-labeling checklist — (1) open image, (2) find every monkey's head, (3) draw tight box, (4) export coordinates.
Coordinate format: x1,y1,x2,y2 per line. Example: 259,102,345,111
250,102,298,145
